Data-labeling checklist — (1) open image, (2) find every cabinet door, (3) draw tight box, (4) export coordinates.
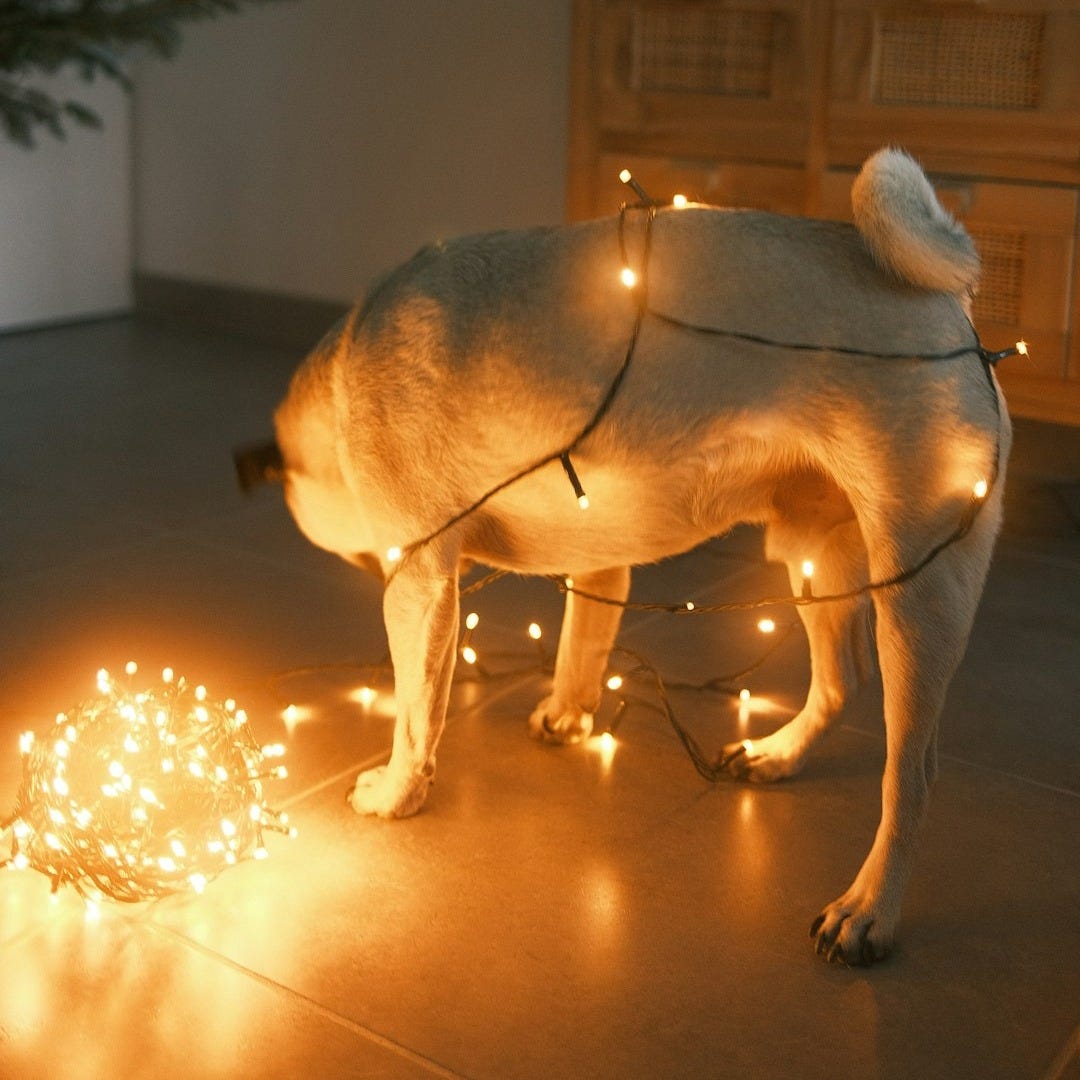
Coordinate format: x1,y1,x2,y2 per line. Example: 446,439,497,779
829,2,1080,183
586,1,820,163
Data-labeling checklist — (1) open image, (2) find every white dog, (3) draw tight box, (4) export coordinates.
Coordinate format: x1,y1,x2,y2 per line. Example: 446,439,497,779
266,148,1010,965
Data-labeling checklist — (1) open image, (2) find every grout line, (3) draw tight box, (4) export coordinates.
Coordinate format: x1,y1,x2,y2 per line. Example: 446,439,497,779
839,724,1080,798
146,921,470,1080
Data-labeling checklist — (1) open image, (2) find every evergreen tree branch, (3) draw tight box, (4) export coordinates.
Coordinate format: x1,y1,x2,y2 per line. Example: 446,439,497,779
0,0,288,147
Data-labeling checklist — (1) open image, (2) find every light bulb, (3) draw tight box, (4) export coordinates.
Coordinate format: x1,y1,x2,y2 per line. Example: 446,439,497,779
465,612,480,631
972,479,988,499
620,267,637,289
757,618,776,634
528,623,543,641
386,546,402,563
461,645,478,665
672,193,688,208
606,674,624,691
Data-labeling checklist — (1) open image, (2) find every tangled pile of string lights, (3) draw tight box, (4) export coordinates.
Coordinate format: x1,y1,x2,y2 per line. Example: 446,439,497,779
2,664,295,904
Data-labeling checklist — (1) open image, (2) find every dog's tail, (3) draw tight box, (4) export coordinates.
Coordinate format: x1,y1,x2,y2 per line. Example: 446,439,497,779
852,148,980,296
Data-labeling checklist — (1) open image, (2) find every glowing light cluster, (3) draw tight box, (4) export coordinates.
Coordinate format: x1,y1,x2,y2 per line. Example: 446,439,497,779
2,664,294,903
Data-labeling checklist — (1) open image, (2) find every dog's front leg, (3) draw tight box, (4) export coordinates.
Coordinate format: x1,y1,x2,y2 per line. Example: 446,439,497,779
349,549,460,818
529,566,630,744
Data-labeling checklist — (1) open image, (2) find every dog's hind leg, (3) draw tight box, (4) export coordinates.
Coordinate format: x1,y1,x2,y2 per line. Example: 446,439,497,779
810,476,1004,965
722,481,873,782
529,565,631,744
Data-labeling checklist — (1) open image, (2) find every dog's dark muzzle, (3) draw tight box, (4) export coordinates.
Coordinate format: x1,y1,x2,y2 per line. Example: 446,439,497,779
233,440,285,493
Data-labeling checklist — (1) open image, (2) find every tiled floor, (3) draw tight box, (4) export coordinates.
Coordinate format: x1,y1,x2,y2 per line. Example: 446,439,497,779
1,317,1078,1080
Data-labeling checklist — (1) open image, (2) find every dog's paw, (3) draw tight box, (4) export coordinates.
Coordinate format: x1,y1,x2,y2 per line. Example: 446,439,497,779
528,696,594,745
810,892,896,966
717,733,803,783
347,764,431,818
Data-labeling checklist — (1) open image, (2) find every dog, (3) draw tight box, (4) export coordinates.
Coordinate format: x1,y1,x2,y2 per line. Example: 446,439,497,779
264,148,1010,965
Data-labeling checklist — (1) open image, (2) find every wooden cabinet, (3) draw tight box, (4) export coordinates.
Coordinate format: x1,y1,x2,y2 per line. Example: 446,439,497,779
568,0,1080,424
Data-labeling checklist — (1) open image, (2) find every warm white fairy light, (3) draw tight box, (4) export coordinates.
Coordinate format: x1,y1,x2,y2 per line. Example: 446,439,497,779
386,546,402,563
757,618,776,634
606,674,624,691
739,688,751,702
620,266,638,289
461,645,478,665
527,622,543,641
972,478,988,499
1016,339,1028,356
672,193,688,209
465,612,480,631
2,665,294,903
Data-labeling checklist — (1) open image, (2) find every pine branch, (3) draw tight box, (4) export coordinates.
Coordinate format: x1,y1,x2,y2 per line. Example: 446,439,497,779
0,0,288,147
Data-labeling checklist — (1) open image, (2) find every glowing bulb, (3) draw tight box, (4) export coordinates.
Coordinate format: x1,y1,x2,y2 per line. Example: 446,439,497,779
158,856,177,873
194,685,207,702
162,667,174,684
123,734,139,754
386,546,402,563
972,479,988,499
18,731,34,754
12,852,30,871
757,618,776,634
249,803,263,822
801,560,815,579
578,493,590,510
44,833,62,851
254,846,269,860
620,266,637,289
170,839,187,858
742,738,754,754
97,669,111,692
528,622,543,641
124,660,138,676
188,761,204,779
739,688,751,702
54,739,69,759
461,645,478,665
284,704,298,723
685,601,695,611
1016,339,1028,355
672,193,688,208
220,819,237,838
189,873,207,893
606,674,624,691
618,168,632,184
357,686,377,708
600,731,616,752
465,612,480,631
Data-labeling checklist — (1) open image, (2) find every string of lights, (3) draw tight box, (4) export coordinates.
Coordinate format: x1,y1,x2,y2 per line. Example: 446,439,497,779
2,664,295,905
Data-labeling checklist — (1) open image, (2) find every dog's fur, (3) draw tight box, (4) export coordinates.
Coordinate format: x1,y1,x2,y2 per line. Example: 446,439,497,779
272,149,1010,964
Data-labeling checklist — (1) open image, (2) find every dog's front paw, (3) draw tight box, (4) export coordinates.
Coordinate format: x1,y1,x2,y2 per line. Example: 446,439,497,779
810,891,896,966
718,733,804,783
348,764,431,818
528,696,594,745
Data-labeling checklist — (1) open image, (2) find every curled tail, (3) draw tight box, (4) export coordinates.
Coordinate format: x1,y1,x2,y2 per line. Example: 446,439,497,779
852,148,980,297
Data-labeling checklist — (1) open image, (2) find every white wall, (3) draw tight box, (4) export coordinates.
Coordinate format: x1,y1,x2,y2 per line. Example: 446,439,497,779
133,0,571,305
0,71,132,330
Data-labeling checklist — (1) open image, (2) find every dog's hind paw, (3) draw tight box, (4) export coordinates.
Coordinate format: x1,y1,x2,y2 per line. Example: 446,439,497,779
810,895,895,966
528,697,594,745
718,734,803,783
348,764,431,818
